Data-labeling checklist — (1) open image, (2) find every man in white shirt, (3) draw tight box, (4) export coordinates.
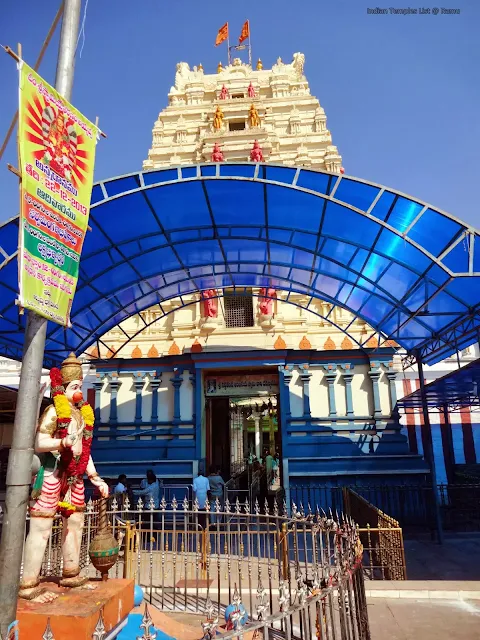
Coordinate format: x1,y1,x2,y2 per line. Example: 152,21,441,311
113,474,127,495
193,471,210,528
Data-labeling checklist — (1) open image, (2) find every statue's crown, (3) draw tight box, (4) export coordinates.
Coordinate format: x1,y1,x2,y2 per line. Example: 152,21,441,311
61,352,83,385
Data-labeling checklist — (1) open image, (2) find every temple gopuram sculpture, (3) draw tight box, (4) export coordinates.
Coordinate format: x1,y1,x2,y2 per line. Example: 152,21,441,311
18,353,109,602
211,142,224,162
249,104,260,128
219,84,229,100
213,106,224,131
247,82,256,98
250,140,264,162
202,289,218,318
259,288,277,316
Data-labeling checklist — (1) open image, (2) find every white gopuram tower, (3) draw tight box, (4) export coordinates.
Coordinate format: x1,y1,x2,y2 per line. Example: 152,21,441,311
143,53,343,173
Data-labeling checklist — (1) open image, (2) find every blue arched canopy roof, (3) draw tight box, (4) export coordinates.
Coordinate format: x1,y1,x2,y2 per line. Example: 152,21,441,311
0,163,479,367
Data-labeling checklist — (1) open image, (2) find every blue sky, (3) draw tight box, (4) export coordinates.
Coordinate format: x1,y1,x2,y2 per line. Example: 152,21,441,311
1,0,479,226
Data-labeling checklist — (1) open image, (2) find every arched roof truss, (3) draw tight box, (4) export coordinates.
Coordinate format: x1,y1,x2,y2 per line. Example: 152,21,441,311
0,163,478,367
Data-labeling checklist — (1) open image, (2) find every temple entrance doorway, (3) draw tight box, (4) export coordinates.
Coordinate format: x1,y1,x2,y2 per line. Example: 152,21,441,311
205,371,282,497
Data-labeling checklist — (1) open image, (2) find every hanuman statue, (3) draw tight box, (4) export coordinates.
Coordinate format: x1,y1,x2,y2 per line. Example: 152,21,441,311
213,105,224,131
249,104,260,128
19,353,109,602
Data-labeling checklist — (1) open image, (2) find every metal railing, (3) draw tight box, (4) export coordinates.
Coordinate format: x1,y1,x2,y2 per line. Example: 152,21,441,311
343,488,406,580
31,495,370,639
290,483,480,534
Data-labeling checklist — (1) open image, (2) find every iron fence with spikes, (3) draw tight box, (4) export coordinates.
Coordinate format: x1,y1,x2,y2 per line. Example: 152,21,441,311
28,495,370,639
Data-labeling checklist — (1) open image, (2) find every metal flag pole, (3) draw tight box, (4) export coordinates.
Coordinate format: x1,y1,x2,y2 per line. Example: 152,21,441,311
247,20,252,67
227,26,231,66
0,1,82,636
417,353,444,545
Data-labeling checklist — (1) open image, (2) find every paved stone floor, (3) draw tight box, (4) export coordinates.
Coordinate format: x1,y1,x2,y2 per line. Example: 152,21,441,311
404,535,480,580
368,598,480,639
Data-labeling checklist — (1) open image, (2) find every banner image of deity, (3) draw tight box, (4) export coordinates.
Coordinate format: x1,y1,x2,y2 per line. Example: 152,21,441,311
17,61,98,326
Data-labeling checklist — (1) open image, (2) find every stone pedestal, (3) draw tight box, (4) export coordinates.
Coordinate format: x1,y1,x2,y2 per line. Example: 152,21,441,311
17,578,134,639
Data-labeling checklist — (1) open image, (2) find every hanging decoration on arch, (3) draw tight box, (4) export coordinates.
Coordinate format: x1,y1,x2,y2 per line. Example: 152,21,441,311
17,60,100,326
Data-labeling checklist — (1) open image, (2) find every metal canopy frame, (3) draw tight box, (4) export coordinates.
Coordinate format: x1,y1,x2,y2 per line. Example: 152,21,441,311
0,163,479,368
398,357,480,412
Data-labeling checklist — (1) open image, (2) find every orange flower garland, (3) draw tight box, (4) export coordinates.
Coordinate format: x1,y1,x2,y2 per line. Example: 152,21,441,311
50,367,95,518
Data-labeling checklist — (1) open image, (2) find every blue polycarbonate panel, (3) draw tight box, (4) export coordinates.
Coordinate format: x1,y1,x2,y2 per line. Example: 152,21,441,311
360,297,395,324
206,180,264,226
377,263,419,300
220,164,255,178
312,274,342,297
334,179,380,212
170,229,201,243
231,227,262,238
0,164,478,365
386,197,423,233
146,182,212,229
400,358,480,408
130,246,182,278
267,185,322,233
222,240,268,263
361,253,392,282
181,166,197,179
314,257,357,284
94,262,140,295
174,239,224,267
408,208,463,257
417,314,460,331
320,239,358,264
375,229,430,272
95,192,160,242
444,278,480,306
296,169,334,195
201,165,216,176
103,175,140,197
268,229,293,243
369,190,396,221
441,241,470,273
264,166,296,185
90,184,105,205
322,202,380,247
398,318,432,339
142,169,178,186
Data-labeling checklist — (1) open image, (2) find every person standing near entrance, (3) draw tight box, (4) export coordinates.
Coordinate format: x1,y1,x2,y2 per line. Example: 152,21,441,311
208,465,225,522
193,468,210,529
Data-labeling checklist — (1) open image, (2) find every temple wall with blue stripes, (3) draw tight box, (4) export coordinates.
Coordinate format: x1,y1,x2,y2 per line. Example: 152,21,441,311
88,348,431,488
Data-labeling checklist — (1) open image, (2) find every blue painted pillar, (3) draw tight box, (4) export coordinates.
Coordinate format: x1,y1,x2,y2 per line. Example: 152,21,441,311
108,373,120,425
150,373,162,424
368,361,382,419
189,371,196,423
339,364,355,418
322,364,338,417
193,368,202,459
299,364,312,419
171,369,183,424
133,372,145,424
93,376,103,423
278,365,293,419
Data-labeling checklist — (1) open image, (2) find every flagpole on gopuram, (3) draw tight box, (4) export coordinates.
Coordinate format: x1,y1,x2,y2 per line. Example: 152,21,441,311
229,20,251,67
215,22,230,66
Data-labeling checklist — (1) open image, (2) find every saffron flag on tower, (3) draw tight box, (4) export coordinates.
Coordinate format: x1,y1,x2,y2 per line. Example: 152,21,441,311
215,22,229,46
239,20,250,44
17,61,99,326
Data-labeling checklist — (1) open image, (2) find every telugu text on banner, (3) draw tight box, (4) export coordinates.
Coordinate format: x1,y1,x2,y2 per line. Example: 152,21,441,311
17,61,98,326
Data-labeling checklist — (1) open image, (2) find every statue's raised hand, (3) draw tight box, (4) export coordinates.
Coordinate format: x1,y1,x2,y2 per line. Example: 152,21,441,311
62,434,76,448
